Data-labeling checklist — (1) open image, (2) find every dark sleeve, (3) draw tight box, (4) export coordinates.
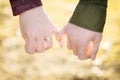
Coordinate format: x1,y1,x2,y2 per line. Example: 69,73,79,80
9,0,42,16
69,0,108,32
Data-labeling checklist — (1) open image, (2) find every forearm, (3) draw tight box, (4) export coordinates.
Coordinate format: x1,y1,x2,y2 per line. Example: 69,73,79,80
9,0,42,16
69,0,108,32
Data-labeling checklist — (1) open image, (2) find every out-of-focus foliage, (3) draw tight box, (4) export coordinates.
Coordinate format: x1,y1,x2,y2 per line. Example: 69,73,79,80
0,0,18,42
0,0,120,80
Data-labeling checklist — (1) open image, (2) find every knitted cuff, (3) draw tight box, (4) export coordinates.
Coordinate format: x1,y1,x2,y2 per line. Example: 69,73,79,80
10,0,42,16
69,0,108,32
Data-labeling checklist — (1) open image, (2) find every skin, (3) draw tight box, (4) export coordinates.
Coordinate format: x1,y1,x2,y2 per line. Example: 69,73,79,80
19,6,102,61
19,6,58,53
56,23,102,60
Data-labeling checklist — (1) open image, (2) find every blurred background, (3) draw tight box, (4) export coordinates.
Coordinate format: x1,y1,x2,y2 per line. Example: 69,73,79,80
0,0,120,80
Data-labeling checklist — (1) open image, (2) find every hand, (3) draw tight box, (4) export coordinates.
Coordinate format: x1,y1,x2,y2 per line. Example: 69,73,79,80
56,23,102,60
19,6,58,53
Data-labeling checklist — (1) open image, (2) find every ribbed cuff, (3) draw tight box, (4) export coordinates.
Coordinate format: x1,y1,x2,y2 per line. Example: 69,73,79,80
69,0,108,32
10,0,42,16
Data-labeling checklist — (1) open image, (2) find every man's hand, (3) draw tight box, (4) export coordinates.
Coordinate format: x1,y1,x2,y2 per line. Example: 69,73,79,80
56,23,102,60
19,6,58,53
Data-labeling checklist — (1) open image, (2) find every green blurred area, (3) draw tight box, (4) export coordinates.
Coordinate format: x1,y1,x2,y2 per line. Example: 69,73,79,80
0,0,120,80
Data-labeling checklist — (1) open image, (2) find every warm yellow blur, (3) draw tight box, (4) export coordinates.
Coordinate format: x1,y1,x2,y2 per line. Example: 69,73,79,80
0,0,120,80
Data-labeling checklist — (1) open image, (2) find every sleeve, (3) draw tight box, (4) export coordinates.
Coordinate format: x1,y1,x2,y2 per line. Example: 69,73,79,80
69,0,108,32
9,0,42,16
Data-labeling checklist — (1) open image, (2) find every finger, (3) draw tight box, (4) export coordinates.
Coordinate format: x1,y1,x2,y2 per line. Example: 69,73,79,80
77,43,89,60
67,36,72,50
90,37,102,60
69,36,78,56
86,41,93,57
37,36,45,53
44,40,53,50
25,36,36,54
55,27,65,41
72,44,78,56
44,36,53,50
55,27,66,47
78,47,89,60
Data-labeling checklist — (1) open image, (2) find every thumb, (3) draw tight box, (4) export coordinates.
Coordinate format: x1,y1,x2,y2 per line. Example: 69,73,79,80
90,37,102,60
55,27,66,47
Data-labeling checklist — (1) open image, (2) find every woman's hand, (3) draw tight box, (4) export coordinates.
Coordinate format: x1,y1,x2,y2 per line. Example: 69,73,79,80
19,6,58,53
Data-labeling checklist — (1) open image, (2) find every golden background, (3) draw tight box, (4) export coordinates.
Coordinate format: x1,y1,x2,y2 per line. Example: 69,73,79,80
0,0,120,80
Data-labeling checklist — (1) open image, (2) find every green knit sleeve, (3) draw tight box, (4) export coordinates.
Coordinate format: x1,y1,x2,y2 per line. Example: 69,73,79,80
69,0,108,32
